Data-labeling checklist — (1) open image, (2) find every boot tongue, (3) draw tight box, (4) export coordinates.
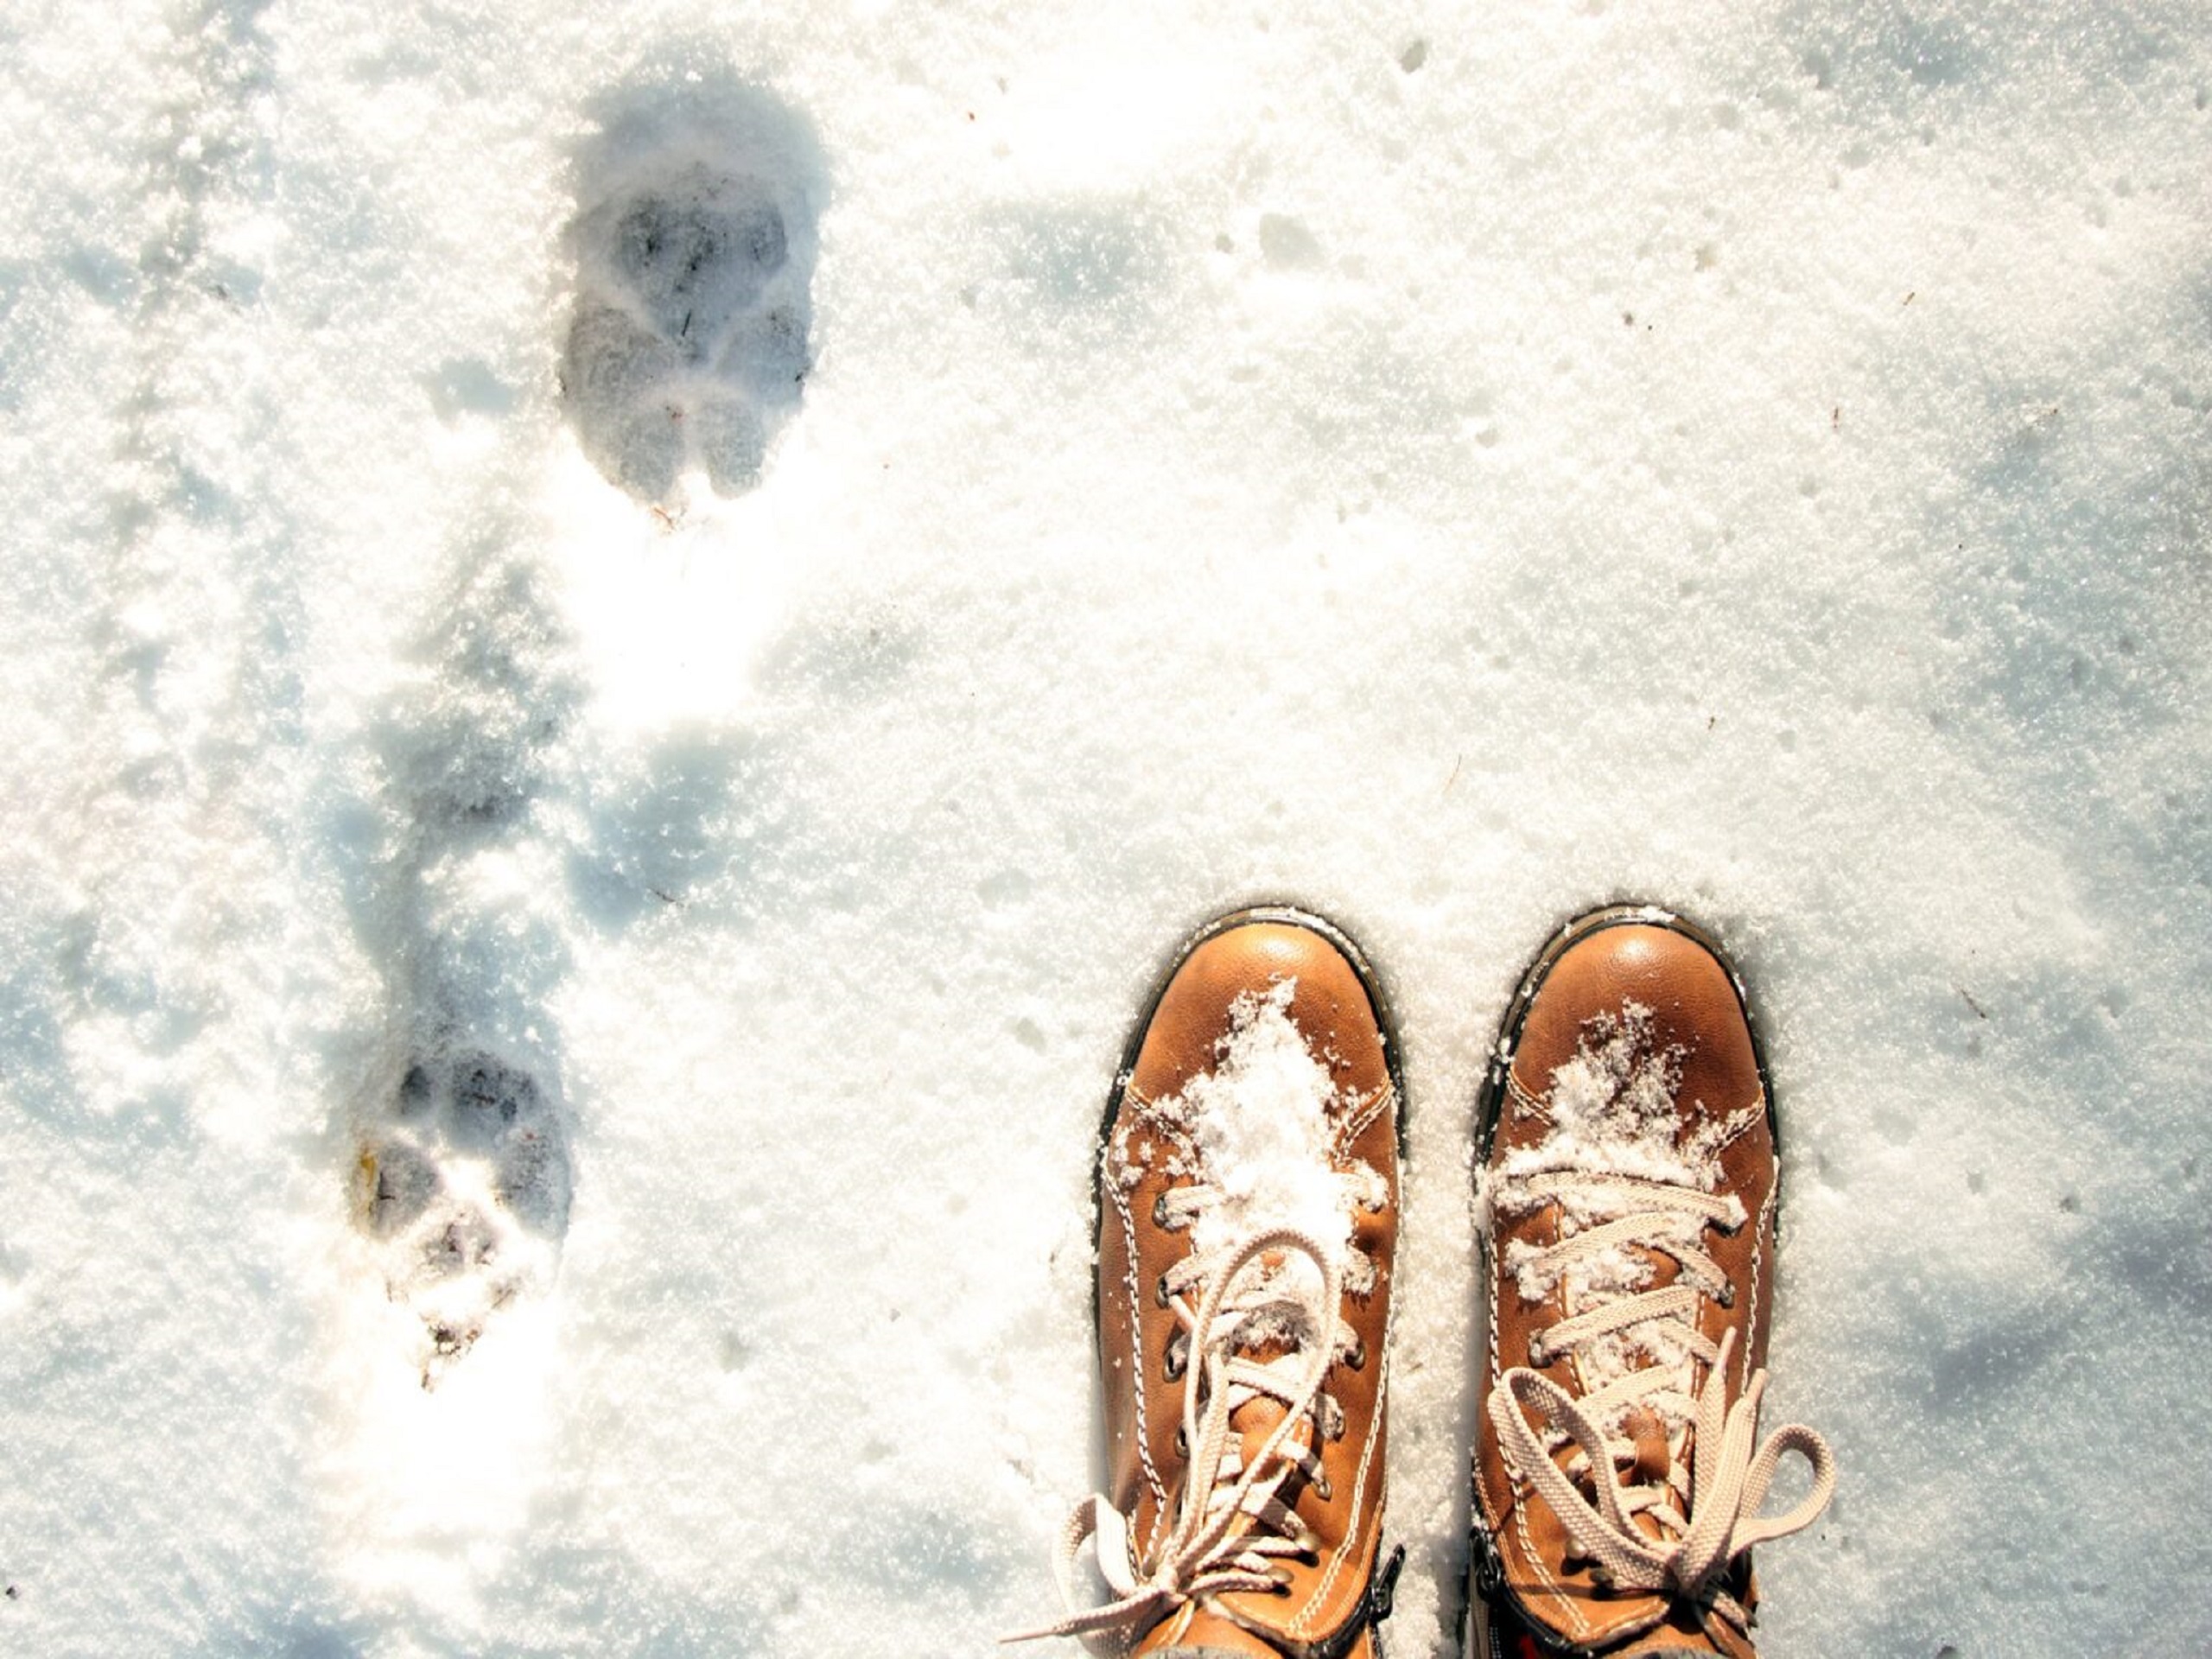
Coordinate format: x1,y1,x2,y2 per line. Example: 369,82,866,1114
1622,1405,1671,1487
1230,1392,1294,1481
1225,1322,1321,1470
1205,1357,1311,1562
1594,1402,1686,1550
1221,1286,1318,1478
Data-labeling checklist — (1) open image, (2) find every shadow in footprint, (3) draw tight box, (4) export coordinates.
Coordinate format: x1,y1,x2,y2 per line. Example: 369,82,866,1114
567,728,748,931
564,73,825,503
331,506,597,1388
357,1042,574,1385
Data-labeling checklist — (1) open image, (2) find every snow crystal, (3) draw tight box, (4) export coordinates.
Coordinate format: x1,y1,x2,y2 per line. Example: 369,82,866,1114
1543,1001,1685,1147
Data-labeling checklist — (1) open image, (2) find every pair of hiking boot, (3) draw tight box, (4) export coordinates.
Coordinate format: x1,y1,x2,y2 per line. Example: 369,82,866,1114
1015,904,1835,1658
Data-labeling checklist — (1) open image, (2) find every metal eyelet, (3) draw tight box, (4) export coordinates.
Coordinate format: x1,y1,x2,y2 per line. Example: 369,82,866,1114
1344,1338,1365,1372
1164,1341,1186,1381
1152,1192,1171,1226
1313,1472,1332,1502
1174,1426,1188,1457
1716,1282,1737,1309
1155,1274,1173,1308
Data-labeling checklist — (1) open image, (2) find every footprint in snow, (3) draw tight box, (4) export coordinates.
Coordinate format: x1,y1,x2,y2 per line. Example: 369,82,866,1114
355,1049,572,1387
565,143,817,502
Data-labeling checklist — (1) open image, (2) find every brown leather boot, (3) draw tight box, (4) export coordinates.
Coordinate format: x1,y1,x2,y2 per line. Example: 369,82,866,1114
1469,906,1834,1659
1016,908,1404,1658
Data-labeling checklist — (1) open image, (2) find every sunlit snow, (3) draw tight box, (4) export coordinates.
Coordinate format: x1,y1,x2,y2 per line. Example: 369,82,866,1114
1,3,2208,1656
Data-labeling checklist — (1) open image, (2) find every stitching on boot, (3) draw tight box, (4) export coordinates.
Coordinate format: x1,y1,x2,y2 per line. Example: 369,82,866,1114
1293,1331,1389,1635
1747,1178,1777,1391
1335,1082,1395,1154
1107,1156,1168,1525
1510,1493,1591,1640
1505,1069,1553,1125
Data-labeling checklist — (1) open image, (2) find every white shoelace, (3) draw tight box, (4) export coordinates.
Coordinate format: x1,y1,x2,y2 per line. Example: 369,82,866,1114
1488,1170,1836,1643
1007,1222,1347,1651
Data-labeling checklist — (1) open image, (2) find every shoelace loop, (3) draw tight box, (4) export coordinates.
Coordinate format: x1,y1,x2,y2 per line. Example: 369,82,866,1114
1489,1166,1836,1643
1006,1224,1345,1651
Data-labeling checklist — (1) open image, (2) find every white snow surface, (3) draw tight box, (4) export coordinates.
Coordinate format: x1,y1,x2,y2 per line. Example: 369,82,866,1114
1,3,2209,1655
